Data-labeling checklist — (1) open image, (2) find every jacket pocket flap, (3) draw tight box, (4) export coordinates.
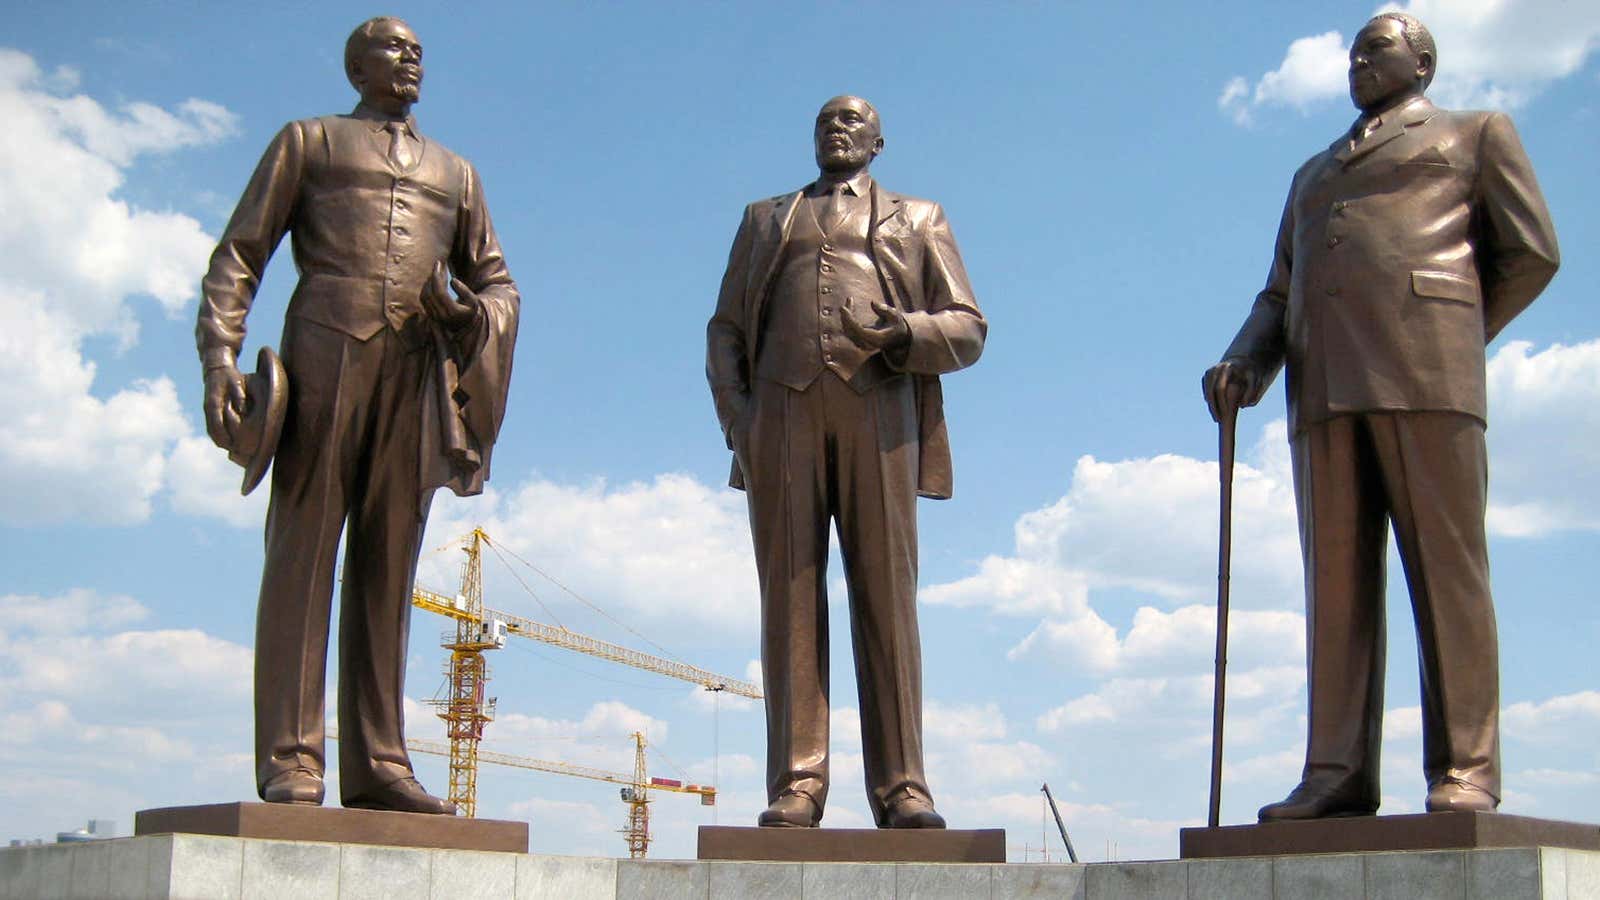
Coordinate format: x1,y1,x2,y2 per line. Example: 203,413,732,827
1411,271,1476,304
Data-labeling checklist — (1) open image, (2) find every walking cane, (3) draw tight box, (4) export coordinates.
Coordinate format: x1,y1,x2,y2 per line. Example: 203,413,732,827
1208,395,1239,829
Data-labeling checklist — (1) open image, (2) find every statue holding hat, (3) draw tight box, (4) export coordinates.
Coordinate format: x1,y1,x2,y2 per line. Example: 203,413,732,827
196,15,520,813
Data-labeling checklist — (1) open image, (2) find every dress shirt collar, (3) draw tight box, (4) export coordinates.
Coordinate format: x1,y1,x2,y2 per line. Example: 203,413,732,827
810,171,873,199
1349,94,1429,142
351,102,420,137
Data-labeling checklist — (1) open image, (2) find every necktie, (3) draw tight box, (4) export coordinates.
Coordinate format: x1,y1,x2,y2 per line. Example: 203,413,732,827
819,183,848,234
385,121,414,170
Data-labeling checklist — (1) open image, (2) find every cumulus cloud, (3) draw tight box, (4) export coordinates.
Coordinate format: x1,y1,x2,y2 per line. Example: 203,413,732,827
923,418,1302,685
0,48,241,526
1220,31,1349,125
1485,340,1600,537
476,700,674,775
0,591,251,714
0,590,255,838
421,473,759,635
928,419,1300,618
1219,2,1600,124
165,434,269,527
1503,690,1600,744
1009,604,1304,676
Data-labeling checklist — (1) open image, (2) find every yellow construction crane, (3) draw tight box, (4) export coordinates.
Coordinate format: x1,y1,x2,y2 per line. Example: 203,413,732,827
412,528,759,818
406,731,711,858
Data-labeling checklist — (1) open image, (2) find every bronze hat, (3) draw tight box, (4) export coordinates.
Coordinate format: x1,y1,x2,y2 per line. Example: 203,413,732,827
226,346,288,496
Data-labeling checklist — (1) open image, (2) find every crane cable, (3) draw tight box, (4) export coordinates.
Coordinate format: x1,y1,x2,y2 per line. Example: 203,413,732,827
482,534,685,664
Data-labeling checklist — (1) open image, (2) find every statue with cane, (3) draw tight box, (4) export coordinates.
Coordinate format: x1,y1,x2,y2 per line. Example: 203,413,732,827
1202,12,1557,821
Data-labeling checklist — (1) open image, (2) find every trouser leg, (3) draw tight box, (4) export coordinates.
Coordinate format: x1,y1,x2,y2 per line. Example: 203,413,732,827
1292,415,1389,805
741,377,831,809
254,320,371,793
338,337,435,799
1367,412,1499,798
828,374,928,824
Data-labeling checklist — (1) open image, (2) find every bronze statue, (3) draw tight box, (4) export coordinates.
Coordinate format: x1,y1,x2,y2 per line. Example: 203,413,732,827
707,96,986,829
196,17,519,813
1204,13,1559,820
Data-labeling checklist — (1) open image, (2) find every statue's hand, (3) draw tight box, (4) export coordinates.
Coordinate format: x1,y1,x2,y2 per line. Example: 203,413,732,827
1202,358,1265,423
841,299,911,352
421,260,480,331
203,361,248,452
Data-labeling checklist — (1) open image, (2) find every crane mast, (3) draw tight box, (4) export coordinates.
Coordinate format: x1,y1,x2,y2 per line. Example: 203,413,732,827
413,528,756,822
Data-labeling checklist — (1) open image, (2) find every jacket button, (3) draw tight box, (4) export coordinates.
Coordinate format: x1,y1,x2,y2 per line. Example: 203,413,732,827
1326,236,1340,247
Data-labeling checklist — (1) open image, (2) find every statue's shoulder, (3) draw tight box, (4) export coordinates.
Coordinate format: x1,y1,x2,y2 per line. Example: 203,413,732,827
742,187,804,221
875,188,945,228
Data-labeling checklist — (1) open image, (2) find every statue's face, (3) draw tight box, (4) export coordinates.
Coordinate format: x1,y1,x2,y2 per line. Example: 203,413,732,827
1348,18,1426,113
813,97,882,173
354,20,423,105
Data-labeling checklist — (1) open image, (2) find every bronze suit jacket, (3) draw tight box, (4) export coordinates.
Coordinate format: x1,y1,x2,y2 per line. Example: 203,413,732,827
196,108,519,496
1225,98,1559,434
707,179,986,499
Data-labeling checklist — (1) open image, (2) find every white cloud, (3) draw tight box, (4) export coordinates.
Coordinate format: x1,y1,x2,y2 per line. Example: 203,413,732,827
1008,604,1304,676
1503,690,1600,743
1218,3,1600,124
0,589,147,636
1515,768,1600,787
477,700,674,775
0,589,255,839
422,473,759,634
1221,31,1349,125
0,48,240,526
1485,340,1600,537
926,420,1301,625
925,701,1008,741
165,434,269,527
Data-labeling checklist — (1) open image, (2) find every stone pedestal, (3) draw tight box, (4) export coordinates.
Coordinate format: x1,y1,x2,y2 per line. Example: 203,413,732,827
1180,811,1600,859
4,836,1597,898
0,834,609,900
697,825,1005,862
135,802,527,853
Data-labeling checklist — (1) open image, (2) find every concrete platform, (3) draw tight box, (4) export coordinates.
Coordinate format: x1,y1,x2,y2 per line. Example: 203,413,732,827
697,825,1005,862
135,802,527,853
3,835,1598,898
1181,811,1600,859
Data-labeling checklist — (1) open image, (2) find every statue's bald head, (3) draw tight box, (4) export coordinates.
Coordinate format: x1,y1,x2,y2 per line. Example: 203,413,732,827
814,95,884,175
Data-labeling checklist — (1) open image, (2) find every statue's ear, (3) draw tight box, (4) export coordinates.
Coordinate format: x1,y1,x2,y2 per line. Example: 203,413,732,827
1416,51,1434,84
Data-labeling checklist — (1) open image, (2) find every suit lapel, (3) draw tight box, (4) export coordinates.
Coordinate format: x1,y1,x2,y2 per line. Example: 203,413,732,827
871,180,904,227
745,188,805,366
1334,97,1438,166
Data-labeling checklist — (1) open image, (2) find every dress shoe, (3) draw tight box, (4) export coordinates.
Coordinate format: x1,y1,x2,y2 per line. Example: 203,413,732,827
261,769,324,806
345,776,457,815
1426,777,1498,813
757,791,820,828
1258,781,1376,822
883,794,946,829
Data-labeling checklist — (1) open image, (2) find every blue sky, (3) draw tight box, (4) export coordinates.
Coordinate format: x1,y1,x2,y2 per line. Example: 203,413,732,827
1,0,1597,861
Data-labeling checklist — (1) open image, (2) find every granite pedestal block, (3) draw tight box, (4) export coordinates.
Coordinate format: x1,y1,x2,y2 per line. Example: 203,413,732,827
697,825,1006,862
4,836,1597,898
135,802,527,853
1181,811,1600,859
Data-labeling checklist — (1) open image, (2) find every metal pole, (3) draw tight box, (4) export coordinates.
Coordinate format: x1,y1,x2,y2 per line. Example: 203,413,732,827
1039,782,1079,863
1208,401,1239,829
